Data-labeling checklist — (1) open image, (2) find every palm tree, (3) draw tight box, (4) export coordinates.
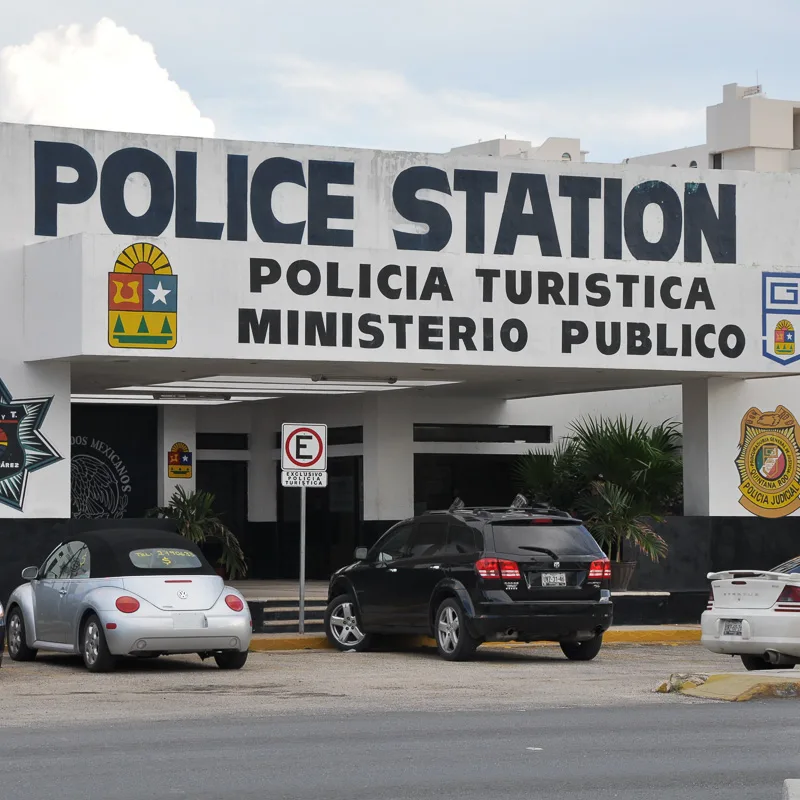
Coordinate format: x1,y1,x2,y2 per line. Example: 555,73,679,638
147,487,248,579
515,416,681,565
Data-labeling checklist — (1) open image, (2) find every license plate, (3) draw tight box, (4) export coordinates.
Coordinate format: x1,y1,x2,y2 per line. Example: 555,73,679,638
723,619,743,636
542,572,567,587
172,612,206,630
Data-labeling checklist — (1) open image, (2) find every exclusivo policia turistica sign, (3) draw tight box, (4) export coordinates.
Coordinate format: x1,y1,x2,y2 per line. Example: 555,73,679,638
24,133,796,370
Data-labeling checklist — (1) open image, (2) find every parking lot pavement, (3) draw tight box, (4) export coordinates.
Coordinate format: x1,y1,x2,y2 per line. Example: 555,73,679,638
0,643,744,727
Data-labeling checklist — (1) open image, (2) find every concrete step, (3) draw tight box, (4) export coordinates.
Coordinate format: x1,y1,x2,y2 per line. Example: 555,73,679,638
260,599,328,609
263,608,326,622
262,619,326,634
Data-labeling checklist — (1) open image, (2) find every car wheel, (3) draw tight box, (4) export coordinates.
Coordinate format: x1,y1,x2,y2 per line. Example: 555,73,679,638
325,594,372,652
435,598,478,662
561,634,604,661
7,607,37,662
214,651,248,670
81,614,116,673
741,654,784,671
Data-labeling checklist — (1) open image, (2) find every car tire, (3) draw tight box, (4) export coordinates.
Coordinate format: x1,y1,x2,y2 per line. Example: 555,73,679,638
324,594,373,652
561,634,604,661
81,614,116,673
741,654,785,671
7,607,37,662
214,651,248,670
435,598,478,662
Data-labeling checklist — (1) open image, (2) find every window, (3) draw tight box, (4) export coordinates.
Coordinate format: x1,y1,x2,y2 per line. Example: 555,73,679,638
407,518,448,558
444,522,480,555
370,523,414,563
689,160,698,168
490,521,604,557
413,424,551,444
197,433,249,450
561,153,572,161
771,556,800,574
41,541,89,580
712,153,722,169
274,426,363,448
129,548,203,570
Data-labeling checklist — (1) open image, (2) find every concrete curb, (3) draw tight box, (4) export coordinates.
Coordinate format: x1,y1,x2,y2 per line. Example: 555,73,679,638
658,671,800,701
784,780,800,799
248,626,701,653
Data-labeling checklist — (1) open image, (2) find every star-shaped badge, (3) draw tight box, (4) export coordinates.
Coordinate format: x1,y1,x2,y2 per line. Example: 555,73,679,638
0,380,61,511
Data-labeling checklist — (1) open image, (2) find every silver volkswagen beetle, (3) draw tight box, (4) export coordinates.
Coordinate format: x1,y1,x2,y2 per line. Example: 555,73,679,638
6,529,252,672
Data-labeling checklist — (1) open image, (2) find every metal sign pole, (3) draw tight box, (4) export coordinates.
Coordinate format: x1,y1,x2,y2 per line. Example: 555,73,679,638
299,485,306,634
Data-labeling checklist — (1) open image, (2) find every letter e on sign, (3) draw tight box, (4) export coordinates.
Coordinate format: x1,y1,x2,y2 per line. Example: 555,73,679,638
281,423,327,471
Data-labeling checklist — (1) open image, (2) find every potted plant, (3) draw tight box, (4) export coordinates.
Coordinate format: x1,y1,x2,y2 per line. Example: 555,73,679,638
515,416,681,591
147,487,248,580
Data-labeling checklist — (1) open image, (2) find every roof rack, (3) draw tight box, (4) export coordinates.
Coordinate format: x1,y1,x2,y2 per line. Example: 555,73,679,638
422,495,573,518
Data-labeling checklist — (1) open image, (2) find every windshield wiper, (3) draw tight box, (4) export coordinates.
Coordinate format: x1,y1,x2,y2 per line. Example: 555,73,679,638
517,545,560,559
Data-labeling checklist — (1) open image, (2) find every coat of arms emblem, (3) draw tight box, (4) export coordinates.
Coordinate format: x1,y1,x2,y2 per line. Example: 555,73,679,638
108,243,177,349
735,405,800,517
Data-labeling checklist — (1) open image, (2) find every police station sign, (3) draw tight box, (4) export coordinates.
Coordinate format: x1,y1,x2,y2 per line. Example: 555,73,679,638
11,122,800,374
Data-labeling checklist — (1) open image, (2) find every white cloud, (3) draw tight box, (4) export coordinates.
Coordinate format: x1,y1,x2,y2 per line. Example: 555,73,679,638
263,56,704,160
0,18,214,137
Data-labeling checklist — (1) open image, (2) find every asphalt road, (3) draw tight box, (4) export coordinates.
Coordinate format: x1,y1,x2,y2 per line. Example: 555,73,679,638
2,704,799,800
1,644,796,799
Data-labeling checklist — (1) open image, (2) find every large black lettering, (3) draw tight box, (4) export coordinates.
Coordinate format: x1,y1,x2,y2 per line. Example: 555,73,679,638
604,178,623,260
305,312,338,346
377,265,402,299
684,183,736,263
308,160,354,247
419,317,444,350
239,308,281,343
34,141,98,237
685,277,715,310
627,323,652,355
559,176,601,258
250,157,305,244
286,260,321,296
359,314,384,348
392,166,452,251
475,269,501,302
175,151,223,240
453,169,498,254
227,154,249,241
389,315,413,349
101,148,174,235
562,321,589,353
500,320,527,352
538,272,565,305
586,274,611,307
420,268,453,302
624,181,682,261
249,258,281,292
495,173,561,256
719,325,746,358
660,277,682,309
596,322,621,355
449,317,477,351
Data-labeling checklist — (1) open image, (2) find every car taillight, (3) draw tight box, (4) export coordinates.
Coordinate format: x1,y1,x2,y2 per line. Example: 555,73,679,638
588,559,611,580
115,596,140,613
777,585,800,603
707,589,714,610
476,558,520,579
225,594,245,612
476,558,500,578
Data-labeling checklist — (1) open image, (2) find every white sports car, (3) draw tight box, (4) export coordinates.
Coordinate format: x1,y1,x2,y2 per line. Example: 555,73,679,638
701,555,800,670
6,528,252,672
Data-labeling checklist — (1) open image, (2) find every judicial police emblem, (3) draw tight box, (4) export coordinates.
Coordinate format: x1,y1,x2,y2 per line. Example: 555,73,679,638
736,405,800,518
108,243,178,349
0,379,61,511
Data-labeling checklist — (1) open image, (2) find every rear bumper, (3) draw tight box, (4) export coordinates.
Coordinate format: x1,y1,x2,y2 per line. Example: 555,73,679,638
104,614,252,655
702,608,800,657
468,600,613,641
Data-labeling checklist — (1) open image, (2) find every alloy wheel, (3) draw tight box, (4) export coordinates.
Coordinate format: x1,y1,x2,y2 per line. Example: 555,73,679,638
8,613,22,656
438,606,460,654
328,601,365,647
84,621,100,666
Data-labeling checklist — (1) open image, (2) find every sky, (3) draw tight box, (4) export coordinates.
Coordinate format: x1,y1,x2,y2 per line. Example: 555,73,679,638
1,0,799,162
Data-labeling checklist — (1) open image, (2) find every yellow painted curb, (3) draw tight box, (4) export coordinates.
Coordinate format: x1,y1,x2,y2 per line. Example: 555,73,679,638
681,673,800,702
247,627,701,653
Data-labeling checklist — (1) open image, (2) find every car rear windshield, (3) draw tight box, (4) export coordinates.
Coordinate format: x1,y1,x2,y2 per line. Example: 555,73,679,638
129,548,203,570
490,521,604,557
771,555,800,574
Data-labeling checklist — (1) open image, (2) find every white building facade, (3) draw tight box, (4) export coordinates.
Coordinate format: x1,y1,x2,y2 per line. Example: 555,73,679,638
2,113,800,580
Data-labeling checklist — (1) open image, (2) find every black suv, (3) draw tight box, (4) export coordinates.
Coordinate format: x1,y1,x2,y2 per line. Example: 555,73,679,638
324,498,613,661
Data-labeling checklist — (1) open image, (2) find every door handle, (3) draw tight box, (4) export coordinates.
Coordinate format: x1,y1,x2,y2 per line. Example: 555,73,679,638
58,589,67,596
388,568,397,573
428,565,441,570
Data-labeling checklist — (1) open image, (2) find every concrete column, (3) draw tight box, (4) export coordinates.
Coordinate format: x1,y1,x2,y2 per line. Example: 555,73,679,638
248,403,279,522
682,380,711,516
157,405,197,505
362,394,414,521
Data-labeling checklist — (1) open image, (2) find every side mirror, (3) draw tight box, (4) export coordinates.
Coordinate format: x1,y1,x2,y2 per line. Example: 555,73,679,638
354,547,368,561
21,566,39,581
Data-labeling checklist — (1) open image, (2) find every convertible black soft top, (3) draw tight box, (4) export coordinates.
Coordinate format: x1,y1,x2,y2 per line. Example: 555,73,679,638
48,528,217,578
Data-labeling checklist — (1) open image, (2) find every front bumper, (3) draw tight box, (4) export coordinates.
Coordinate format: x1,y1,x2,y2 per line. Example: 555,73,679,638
702,608,800,657
468,600,613,642
103,613,252,655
